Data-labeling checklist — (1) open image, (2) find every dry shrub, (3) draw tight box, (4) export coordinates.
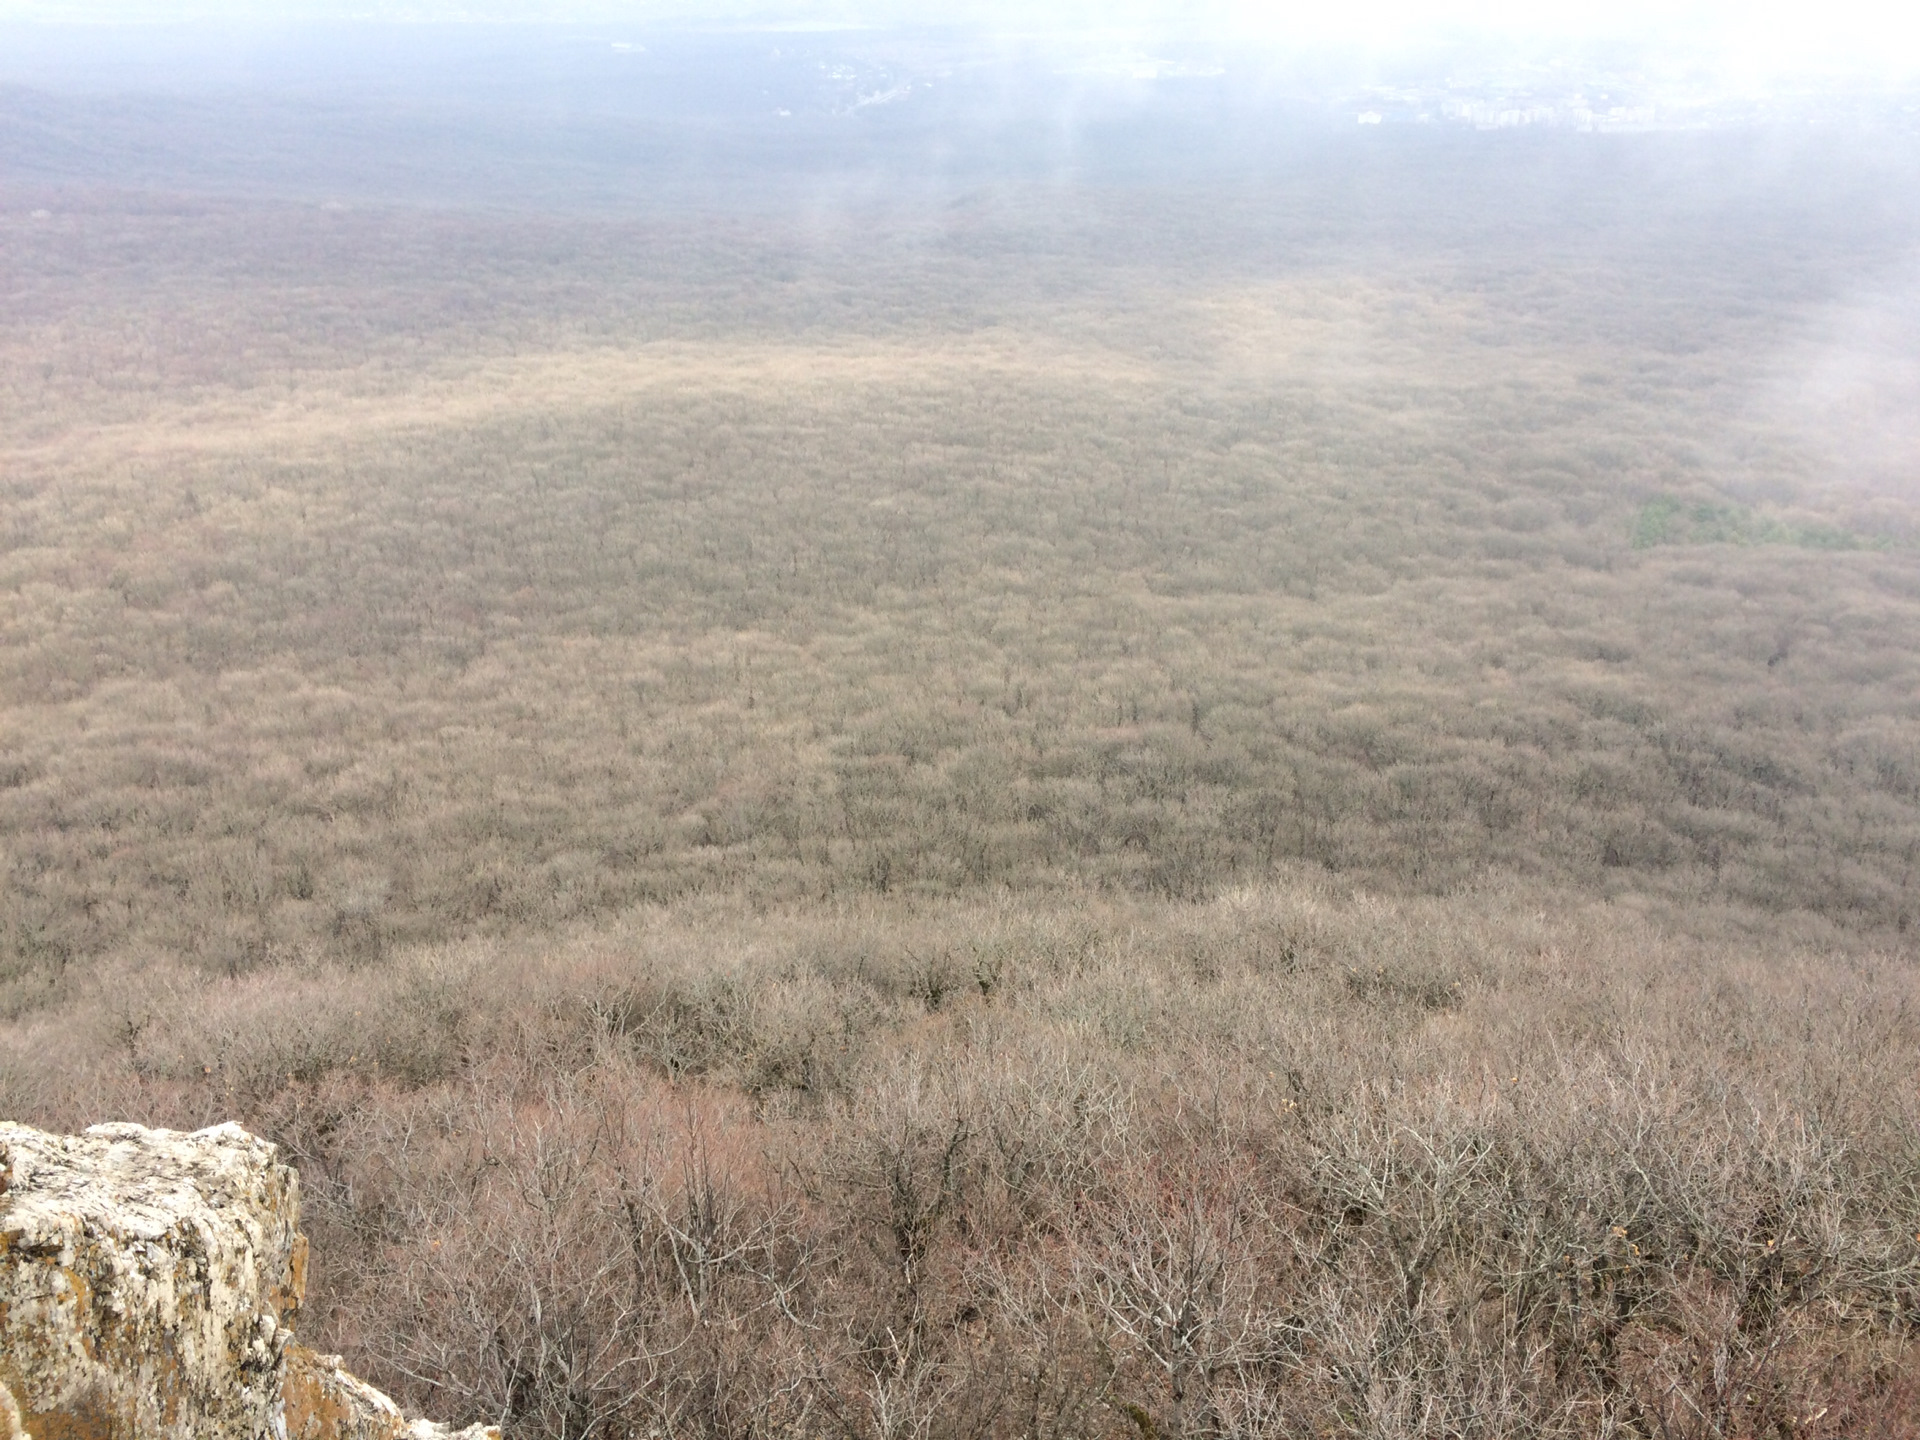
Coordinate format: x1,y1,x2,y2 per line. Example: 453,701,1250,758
8,882,1920,1435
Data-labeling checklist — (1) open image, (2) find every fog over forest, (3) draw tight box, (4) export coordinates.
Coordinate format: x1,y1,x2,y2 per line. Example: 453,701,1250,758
6,10,1920,1439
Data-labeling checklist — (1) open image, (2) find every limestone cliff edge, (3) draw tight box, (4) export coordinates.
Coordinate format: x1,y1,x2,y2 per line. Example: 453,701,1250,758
0,1119,497,1440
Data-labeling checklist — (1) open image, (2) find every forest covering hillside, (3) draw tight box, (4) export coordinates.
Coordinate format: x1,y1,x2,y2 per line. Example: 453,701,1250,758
5,31,1920,1435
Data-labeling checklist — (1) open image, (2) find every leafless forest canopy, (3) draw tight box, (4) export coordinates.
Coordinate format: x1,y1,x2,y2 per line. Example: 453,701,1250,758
5,26,1920,1437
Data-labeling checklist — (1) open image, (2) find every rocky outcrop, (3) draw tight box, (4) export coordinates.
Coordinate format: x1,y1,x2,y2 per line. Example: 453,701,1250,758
0,1120,496,1440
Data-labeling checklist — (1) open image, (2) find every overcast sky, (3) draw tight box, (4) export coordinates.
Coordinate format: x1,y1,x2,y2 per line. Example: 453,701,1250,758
2,1,1916,83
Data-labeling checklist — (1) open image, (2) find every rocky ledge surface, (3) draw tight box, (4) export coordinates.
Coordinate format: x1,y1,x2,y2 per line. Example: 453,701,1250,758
0,1119,496,1440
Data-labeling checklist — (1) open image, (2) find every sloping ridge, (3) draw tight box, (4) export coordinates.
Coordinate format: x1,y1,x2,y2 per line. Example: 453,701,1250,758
0,1119,494,1440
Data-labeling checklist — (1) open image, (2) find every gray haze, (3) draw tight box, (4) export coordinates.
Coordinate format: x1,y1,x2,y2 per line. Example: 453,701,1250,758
5,10,1919,208
5,2,1918,503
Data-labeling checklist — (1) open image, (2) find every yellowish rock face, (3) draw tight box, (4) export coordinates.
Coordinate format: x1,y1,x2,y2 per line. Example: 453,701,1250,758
0,1121,302,1440
0,1121,495,1440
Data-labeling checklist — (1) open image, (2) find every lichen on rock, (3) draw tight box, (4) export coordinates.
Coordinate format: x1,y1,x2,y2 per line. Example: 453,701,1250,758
0,1120,495,1440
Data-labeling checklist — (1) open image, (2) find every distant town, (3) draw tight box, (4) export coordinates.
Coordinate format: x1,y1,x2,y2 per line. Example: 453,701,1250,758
1340,60,1920,131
